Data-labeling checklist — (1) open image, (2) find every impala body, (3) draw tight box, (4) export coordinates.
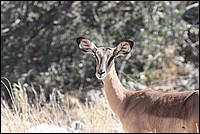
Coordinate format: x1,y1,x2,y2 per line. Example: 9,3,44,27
77,37,199,133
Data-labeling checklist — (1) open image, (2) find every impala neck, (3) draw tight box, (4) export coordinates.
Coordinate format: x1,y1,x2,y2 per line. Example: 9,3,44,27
102,64,128,117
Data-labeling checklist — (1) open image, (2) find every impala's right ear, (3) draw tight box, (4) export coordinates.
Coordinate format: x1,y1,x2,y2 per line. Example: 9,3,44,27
76,37,97,54
113,40,134,57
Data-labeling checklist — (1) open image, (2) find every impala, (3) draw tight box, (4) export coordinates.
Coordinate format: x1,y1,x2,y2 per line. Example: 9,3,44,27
76,37,199,133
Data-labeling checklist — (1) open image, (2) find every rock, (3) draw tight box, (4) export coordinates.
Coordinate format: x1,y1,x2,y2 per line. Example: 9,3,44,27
25,123,70,133
26,121,85,133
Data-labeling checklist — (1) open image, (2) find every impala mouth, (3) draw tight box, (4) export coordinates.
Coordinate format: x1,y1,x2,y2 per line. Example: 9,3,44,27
96,72,106,80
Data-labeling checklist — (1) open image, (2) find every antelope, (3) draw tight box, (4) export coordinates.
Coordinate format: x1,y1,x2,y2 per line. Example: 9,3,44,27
76,37,199,133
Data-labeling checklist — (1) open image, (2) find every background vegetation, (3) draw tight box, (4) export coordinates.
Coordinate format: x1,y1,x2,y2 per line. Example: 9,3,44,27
1,1,199,132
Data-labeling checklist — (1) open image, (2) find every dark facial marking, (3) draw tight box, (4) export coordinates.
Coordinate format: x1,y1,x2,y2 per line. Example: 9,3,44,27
107,54,115,67
94,53,99,62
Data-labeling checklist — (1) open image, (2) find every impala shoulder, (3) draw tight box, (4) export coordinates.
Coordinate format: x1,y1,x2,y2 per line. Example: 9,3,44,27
183,90,199,105
185,90,199,99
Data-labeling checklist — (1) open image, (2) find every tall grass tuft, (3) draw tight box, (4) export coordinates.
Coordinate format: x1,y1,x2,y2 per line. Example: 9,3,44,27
1,78,123,133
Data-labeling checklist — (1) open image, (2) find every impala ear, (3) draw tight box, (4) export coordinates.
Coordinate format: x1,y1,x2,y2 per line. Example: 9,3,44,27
113,40,134,57
76,37,97,54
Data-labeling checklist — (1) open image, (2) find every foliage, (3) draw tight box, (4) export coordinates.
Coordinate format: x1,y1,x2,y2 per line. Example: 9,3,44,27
1,1,199,97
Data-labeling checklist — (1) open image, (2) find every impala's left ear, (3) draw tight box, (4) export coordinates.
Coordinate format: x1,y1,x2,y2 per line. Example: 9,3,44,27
76,36,97,54
113,40,134,57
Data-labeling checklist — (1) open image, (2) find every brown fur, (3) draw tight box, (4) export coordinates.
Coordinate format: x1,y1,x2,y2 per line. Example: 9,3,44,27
77,37,199,133
120,90,199,132
102,66,199,133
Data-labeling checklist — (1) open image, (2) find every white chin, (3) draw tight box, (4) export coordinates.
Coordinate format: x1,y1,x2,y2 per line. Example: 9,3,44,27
96,74,106,80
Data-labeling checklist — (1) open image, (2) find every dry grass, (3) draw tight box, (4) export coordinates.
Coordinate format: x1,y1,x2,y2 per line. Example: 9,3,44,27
1,79,198,133
1,79,124,133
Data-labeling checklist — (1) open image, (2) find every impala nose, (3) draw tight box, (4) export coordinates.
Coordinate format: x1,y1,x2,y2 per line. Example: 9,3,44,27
98,69,105,75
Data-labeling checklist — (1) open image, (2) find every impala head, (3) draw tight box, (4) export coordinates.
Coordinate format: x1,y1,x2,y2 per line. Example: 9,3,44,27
77,37,134,80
